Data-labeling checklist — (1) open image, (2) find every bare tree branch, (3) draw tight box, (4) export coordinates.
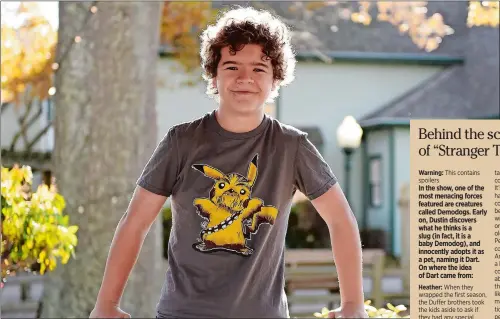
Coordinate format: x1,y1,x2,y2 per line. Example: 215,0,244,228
27,121,53,151
10,96,34,151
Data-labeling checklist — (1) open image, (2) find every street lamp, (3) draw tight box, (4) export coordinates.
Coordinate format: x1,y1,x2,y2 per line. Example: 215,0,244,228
336,116,363,204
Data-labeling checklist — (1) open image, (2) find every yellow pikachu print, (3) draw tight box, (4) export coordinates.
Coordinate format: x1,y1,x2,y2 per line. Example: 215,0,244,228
191,154,278,256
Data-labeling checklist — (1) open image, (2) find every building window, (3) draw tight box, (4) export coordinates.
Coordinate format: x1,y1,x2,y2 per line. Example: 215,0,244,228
369,156,382,207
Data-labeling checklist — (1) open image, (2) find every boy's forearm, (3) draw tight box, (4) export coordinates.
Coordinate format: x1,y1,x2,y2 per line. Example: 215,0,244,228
329,217,365,307
95,215,148,307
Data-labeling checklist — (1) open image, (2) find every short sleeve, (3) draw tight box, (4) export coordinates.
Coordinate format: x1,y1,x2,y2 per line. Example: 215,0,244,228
136,128,180,197
294,133,337,200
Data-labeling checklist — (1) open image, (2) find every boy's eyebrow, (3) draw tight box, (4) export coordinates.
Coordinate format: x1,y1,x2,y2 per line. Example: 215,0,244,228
222,61,269,68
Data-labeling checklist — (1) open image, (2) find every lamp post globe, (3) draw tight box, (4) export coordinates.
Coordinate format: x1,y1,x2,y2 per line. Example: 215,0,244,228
337,115,363,151
336,116,363,204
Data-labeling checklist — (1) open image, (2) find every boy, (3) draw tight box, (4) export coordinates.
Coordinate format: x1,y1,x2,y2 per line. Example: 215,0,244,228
90,6,368,319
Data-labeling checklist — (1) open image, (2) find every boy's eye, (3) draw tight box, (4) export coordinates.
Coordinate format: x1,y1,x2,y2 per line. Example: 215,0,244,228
254,68,265,72
219,183,225,189
226,66,237,70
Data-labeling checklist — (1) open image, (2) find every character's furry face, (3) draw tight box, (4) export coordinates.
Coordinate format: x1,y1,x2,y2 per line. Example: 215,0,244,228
192,155,259,212
212,174,251,211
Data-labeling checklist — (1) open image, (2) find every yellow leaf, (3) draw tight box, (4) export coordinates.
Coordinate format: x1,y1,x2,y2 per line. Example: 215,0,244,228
39,250,46,262
48,256,57,270
67,225,79,234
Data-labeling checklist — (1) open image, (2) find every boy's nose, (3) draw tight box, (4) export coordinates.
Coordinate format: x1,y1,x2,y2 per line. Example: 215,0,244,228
237,78,253,83
236,71,254,83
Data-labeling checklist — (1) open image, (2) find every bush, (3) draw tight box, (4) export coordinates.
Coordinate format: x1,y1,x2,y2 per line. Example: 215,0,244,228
285,201,329,248
1,165,78,281
314,300,410,318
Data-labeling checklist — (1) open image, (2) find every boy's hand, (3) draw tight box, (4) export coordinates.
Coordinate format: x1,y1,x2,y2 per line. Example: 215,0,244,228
89,304,131,318
327,303,369,318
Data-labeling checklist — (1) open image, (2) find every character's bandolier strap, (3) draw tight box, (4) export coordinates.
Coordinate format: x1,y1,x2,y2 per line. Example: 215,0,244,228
200,211,242,235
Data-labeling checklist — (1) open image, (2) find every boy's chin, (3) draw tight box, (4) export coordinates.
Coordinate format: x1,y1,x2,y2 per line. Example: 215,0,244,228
230,101,264,112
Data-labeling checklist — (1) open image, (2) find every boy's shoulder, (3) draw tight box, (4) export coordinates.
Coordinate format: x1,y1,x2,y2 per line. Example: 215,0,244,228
165,112,211,137
269,117,308,138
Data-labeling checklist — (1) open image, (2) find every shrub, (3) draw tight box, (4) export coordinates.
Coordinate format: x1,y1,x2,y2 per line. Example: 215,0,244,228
285,201,329,248
314,300,410,318
1,165,78,282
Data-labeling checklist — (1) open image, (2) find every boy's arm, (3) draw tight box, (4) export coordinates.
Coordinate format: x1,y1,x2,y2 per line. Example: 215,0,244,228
311,183,368,317
93,186,167,310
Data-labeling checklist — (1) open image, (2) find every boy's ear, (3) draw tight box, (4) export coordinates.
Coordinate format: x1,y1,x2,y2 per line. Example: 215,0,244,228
212,77,217,91
272,80,279,92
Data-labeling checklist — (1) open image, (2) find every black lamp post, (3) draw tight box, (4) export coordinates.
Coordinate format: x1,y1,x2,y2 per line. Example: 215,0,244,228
336,116,363,205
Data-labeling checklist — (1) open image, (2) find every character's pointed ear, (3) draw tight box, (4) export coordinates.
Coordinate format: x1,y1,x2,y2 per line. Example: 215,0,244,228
192,164,225,180
246,154,258,187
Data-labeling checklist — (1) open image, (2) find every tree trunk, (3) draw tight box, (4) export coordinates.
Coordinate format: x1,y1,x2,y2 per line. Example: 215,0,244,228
41,2,163,318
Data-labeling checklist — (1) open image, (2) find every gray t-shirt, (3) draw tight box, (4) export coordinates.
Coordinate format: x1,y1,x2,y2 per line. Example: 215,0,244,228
137,110,337,318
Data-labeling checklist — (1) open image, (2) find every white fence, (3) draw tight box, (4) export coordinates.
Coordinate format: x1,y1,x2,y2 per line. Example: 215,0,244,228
1,273,44,318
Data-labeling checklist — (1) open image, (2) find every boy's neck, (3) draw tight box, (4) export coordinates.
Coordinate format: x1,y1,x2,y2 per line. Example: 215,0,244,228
214,106,265,134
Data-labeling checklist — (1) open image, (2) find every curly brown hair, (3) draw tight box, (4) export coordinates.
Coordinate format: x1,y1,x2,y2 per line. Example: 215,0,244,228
199,6,296,101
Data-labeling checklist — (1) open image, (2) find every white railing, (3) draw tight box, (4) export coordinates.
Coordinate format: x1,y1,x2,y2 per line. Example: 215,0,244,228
1,273,44,319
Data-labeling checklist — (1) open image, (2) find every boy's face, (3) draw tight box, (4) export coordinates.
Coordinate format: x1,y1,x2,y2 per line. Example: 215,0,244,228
214,44,275,114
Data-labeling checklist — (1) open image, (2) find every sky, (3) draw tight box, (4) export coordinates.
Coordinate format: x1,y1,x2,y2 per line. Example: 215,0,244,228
1,1,59,29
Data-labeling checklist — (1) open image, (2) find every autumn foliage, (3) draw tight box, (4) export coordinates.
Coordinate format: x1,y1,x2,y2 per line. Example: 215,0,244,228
1,3,57,105
1,165,78,281
160,2,219,73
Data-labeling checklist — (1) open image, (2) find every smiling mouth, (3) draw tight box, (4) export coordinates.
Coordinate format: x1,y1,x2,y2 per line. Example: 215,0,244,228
231,90,257,94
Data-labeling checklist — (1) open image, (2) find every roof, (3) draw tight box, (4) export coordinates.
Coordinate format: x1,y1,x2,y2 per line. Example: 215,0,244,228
359,26,499,127
163,2,468,60
259,1,469,57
